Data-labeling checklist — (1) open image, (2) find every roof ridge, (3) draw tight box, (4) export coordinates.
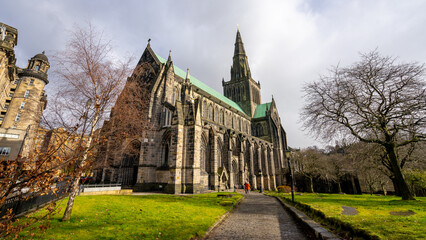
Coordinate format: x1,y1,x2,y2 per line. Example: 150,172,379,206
155,53,247,115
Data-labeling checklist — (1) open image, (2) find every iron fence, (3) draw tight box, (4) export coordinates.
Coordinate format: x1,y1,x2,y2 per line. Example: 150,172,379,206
0,182,68,217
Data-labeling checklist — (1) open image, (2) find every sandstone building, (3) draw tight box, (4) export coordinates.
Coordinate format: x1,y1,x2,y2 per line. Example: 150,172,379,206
0,22,49,160
96,30,289,193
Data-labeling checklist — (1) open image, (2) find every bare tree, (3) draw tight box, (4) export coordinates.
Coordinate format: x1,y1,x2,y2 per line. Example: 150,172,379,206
301,51,425,200
0,126,92,238
92,65,154,179
51,23,131,221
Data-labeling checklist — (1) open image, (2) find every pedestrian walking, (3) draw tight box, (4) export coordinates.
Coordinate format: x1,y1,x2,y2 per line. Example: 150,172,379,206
244,181,251,194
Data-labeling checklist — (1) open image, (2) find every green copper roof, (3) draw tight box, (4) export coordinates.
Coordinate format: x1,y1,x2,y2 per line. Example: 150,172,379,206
253,102,271,118
155,53,246,115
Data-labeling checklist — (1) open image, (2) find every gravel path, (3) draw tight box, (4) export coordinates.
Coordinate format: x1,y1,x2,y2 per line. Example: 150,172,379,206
206,192,310,240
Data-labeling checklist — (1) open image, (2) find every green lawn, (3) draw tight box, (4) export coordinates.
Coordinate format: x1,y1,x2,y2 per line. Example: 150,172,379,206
18,192,242,240
268,192,425,240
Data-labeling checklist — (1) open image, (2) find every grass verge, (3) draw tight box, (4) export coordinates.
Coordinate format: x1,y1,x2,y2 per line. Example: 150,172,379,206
267,192,425,240
16,192,242,240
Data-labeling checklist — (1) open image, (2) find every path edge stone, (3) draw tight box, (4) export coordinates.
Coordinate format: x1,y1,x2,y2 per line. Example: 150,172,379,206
273,196,341,240
200,194,246,240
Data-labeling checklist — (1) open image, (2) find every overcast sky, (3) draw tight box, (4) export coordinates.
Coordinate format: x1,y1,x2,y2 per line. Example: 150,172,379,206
2,0,426,148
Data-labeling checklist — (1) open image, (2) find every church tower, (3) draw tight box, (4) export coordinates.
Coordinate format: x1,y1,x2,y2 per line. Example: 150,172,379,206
1,51,49,129
222,29,261,117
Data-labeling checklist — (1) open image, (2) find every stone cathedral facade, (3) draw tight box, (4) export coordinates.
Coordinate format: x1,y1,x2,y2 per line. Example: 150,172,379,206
96,30,288,194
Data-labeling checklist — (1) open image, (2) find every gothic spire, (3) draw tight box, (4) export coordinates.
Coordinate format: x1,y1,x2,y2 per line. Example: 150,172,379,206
231,29,251,81
234,29,246,56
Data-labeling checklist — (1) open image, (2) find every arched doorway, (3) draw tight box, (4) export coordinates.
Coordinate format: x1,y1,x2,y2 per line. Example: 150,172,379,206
119,140,141,188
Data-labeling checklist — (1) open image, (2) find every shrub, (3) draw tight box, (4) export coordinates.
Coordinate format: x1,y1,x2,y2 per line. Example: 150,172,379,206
405,170,426,197
277,185,297,193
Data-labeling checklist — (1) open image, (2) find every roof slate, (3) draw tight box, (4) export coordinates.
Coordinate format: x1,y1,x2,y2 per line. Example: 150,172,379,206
253,102,271,118
155,53,246,115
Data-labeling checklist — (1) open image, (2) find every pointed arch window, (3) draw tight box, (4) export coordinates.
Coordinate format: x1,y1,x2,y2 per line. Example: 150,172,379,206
203,101,207,117
208,105,213,120
220,110,224,125
172,88,177,105
257,124,263,136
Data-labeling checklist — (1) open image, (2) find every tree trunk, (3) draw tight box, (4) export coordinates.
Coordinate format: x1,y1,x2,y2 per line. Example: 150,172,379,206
309,176,314,193
337,181,342,193
390,176,401,196
385,144,415,200
382,184,387,196
62,103,100,221
351,175,358,194
62,176,80,221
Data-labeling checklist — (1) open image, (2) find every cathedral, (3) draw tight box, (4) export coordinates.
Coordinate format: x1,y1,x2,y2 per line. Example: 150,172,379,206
96,30,289,194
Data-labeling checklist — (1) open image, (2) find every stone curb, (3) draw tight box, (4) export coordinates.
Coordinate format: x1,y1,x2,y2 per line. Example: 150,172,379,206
200,194,246,240
273,196,342,240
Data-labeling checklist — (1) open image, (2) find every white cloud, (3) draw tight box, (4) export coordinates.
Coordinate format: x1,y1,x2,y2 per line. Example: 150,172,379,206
1,0,425,148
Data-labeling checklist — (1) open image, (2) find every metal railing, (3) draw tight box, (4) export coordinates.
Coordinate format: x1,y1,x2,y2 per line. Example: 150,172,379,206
0,183,68,217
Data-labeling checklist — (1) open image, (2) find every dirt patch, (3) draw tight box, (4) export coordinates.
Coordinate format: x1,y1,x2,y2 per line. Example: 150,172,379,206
341,206,358,216
389,210,416,216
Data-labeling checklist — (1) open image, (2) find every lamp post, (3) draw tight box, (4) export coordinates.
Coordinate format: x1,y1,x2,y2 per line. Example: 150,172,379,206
285,149,295,202
258,169,263,193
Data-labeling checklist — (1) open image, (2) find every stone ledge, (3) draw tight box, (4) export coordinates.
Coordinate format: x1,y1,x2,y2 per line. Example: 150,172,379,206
274,196,341,240
79,189,133,196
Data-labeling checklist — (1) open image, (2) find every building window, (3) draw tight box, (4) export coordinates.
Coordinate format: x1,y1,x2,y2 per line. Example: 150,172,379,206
220,110,224,125
35,65,40,71
208,105,213,120
24,90,30,98
203,101,207,117
172,88,177,105
29,79,34,86
8,93,13,97
0,147,11,155
13,79,19,85
163,143,169,166
163,107,172,126
19,102,25,109
0,117,3,122
15,113,21,122
3,104,8,110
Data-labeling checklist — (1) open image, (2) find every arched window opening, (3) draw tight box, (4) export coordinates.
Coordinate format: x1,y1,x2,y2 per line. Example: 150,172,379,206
257,124,263,136
203,101,207,117
220,110,224,125
172,88,177,105
163,107,172,126
208,105,213,120
200,137,210,172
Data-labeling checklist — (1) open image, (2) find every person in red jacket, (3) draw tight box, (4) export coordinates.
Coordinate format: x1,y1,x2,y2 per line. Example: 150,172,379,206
244,181,251,194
